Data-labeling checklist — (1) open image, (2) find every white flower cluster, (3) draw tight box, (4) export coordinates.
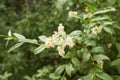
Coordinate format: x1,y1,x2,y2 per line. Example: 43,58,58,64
68,11,78,18
107,43,112,48
45,23,75,56
97,60,104,68
91,26,101,35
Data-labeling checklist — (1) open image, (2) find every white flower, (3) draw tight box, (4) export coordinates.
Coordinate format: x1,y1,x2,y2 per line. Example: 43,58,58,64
58,23,66,36
57,46,65,56
45,37,54,48
97,60,104,68
85,7,89,12
58,38,65,46
68,11,77,17
44,23,75,56
91,26,101,35
87,12,93,18
65,36,75,47
58,23,64,31
107,43,112,48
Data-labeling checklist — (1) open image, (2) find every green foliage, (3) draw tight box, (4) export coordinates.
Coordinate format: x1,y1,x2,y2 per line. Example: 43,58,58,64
96,72,113,80
55,65,65,75
34,44,45,54
110,58,120,66
93,54,110,61
0,72,12,80
71,57,81,67
8,42,24,53
0,0,120,80
65,63,73,77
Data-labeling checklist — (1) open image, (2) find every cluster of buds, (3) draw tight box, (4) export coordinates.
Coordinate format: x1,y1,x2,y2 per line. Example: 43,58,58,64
45,23,75,56
97,60,104,68
87,12,93,18
85,7,93,18
68,11,78,18
91,26,102,35
107,43,112,48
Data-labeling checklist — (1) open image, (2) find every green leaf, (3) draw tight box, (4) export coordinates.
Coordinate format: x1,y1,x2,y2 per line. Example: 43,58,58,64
96,73,113,80
89,23,96,28
34,44,45,54
0,72,12,80
103,27,115,35
55,65,65,75
38,35,47,42
83,52,91,62
110,58,120,66
24,76,32,80
70,30,82,37
8,30,12,36
91,46,104,53
107,0,116,6
49,73,60,79
82,73,93,80
88,34,97,39
116,43,120,53
4,72,12,77
65,63,73,77
61,76,66,80
93,8,116,15
8,42,24,53
92,65,103,73
103,22,113,26
20,39,38,44
91,17,109,22
85,40,96,46
5,39,10,47
93,54,110,61
116,43,120,57
13,33,25,39
63,52,72,59
71,57,81,67
86,3,96,11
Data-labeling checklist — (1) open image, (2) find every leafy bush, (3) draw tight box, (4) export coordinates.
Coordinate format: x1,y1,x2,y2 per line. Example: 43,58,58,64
0,0,120,80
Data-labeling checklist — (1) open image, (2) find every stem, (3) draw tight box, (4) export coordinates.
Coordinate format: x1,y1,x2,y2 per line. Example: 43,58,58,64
83,44,94,64
25,0,29,15
93,71,96,80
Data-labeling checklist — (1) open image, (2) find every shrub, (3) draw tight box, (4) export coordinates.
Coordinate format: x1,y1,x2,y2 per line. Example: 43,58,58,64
0,0,120,80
